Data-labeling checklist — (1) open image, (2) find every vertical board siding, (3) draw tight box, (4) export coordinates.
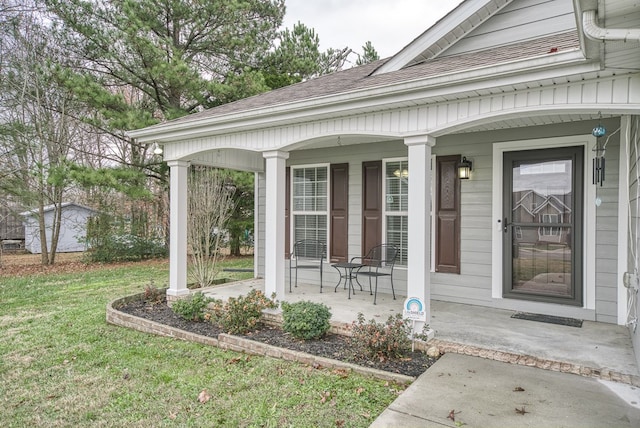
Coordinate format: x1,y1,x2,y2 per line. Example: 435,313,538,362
595,134,620,322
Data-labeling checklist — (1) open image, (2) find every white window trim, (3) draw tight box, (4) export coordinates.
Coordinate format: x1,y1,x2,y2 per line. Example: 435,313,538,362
290,163,330,258
383,157,409,266
491,135,596,310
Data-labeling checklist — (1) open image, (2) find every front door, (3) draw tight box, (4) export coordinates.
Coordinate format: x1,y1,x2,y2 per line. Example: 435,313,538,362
503,147,583,306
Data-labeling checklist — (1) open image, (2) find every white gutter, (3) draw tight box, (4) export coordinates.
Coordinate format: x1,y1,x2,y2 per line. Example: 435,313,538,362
583,10,640,42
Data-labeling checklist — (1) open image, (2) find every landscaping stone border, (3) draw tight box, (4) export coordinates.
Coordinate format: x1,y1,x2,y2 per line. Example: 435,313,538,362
106,294,414,385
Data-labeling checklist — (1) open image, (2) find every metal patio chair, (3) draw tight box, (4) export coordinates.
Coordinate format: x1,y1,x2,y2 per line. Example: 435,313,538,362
289,239,326,292
351,244,399,304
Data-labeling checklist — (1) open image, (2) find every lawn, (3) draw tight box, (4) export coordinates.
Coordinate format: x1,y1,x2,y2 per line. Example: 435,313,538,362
0,257,402,427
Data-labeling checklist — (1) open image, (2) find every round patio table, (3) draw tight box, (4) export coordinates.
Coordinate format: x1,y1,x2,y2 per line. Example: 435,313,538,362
332,262,363,299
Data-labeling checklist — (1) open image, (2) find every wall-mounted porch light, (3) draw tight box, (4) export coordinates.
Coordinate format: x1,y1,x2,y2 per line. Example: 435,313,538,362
457,156,472,179
152,142,163,155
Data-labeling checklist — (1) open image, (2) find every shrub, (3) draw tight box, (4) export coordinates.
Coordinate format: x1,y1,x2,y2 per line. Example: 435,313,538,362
171,292,213,322
350,313,412,361
281,301,332,340
143,283,165,305
210,289,277,334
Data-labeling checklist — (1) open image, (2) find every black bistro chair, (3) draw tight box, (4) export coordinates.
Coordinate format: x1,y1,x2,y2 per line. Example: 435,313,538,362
351,244,399,304
289,239,326,292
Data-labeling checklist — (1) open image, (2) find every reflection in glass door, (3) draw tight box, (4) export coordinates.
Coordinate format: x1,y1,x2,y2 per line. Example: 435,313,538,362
503,147,583,306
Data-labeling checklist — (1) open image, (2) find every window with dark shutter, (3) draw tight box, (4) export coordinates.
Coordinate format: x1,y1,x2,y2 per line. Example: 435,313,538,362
330,164,349,262
435,155,461,273
361,160,382,257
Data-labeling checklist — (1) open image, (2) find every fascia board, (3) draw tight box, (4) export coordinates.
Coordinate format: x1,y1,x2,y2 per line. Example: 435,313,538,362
129,52,597,144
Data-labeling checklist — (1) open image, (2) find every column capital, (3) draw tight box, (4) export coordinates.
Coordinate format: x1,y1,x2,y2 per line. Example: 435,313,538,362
263,150,290,160
404,134,436,147
166,159,190,168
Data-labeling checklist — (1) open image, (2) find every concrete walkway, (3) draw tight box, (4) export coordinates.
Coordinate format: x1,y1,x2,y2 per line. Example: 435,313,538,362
371,353,640,428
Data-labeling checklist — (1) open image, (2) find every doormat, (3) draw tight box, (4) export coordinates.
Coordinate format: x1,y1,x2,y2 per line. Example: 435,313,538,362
511,312,583,328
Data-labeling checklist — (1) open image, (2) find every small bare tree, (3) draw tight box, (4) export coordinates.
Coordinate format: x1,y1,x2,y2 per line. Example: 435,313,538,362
187,166,234,287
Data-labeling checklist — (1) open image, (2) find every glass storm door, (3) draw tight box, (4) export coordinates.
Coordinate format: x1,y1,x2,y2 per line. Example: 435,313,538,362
503,147,583,306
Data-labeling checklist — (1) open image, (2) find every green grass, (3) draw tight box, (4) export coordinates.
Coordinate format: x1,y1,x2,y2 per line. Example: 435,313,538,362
0,258,401,427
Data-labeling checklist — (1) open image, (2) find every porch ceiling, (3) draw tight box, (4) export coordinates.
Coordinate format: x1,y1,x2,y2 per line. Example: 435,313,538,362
454,112,612,133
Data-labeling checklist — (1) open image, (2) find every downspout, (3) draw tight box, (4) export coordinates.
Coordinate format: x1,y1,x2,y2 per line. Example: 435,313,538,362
582,9,640,42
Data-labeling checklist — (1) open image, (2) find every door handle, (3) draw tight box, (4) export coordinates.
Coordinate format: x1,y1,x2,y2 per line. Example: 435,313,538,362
503,217,509,233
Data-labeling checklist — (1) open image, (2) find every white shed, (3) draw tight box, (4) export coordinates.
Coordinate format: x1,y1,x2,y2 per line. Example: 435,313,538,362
21,203,96,254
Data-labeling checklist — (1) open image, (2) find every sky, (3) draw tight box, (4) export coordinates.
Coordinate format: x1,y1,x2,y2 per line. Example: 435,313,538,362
281,0,464,60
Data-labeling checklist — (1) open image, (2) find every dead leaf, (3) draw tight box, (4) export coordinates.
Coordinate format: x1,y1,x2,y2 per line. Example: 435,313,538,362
312,362,322,370
168,411,177,420
335,419,345,427
320,391,331,403
447,409,460,421
355,387,365,395
360,412,371,418
513,386,525,392
332,368,349,378
515,406,529,415
197,390,211,404
228,357,241,365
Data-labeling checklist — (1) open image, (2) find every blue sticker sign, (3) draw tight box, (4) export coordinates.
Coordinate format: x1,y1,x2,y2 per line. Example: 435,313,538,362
403,297,426,321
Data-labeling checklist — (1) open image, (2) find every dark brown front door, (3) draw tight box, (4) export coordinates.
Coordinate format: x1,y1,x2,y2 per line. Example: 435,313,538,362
503,147,583,306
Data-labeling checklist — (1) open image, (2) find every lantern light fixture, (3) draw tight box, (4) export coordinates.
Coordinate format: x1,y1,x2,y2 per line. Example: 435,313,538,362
457,156,472,179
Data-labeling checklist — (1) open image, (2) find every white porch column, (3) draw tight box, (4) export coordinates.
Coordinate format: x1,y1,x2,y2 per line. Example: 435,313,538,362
263,151,289,298
405,135,436,324
167,160,190,301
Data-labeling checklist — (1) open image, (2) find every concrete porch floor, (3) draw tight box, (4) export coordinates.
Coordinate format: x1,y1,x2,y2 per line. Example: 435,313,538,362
200,278,639,379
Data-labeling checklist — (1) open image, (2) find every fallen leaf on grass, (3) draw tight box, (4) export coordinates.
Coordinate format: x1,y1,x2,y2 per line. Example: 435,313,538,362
513,386,525,392
355,387,365,395
331,368,349,378
168,412,177,420
515,406,529,415
320,391,331,403
197,390,211,404
335,419,345,427
228,357,241,365
360,412,371,418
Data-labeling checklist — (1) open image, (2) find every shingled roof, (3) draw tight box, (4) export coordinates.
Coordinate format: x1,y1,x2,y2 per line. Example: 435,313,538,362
142,31,580,129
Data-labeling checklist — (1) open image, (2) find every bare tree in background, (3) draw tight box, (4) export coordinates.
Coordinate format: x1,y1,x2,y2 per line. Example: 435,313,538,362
0,7,88,264
187,166,235,288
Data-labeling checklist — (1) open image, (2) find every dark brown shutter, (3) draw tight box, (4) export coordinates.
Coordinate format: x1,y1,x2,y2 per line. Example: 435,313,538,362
435,155,461,273
285,166,291,259
362,161,382,257
330,163,349,262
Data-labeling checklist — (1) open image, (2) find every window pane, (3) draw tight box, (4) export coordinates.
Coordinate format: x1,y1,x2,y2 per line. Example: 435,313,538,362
386,215,408,265
294,215,327,244
292,166,328,248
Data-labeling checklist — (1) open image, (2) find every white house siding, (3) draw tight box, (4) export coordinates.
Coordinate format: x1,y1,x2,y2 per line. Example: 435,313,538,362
263,118,623,322
444,0,576,57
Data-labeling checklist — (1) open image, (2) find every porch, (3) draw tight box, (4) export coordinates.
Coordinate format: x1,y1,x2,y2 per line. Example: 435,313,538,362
200,279,639,380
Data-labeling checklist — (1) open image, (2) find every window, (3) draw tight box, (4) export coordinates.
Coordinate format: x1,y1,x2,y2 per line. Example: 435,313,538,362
384,159,408,265
292,166,328,246
541,213,561,236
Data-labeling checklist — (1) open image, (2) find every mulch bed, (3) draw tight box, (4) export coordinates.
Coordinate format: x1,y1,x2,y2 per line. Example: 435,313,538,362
117,299,438,378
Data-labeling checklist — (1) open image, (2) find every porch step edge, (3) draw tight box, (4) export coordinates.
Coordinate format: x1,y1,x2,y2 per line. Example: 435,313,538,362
428,339,640,387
